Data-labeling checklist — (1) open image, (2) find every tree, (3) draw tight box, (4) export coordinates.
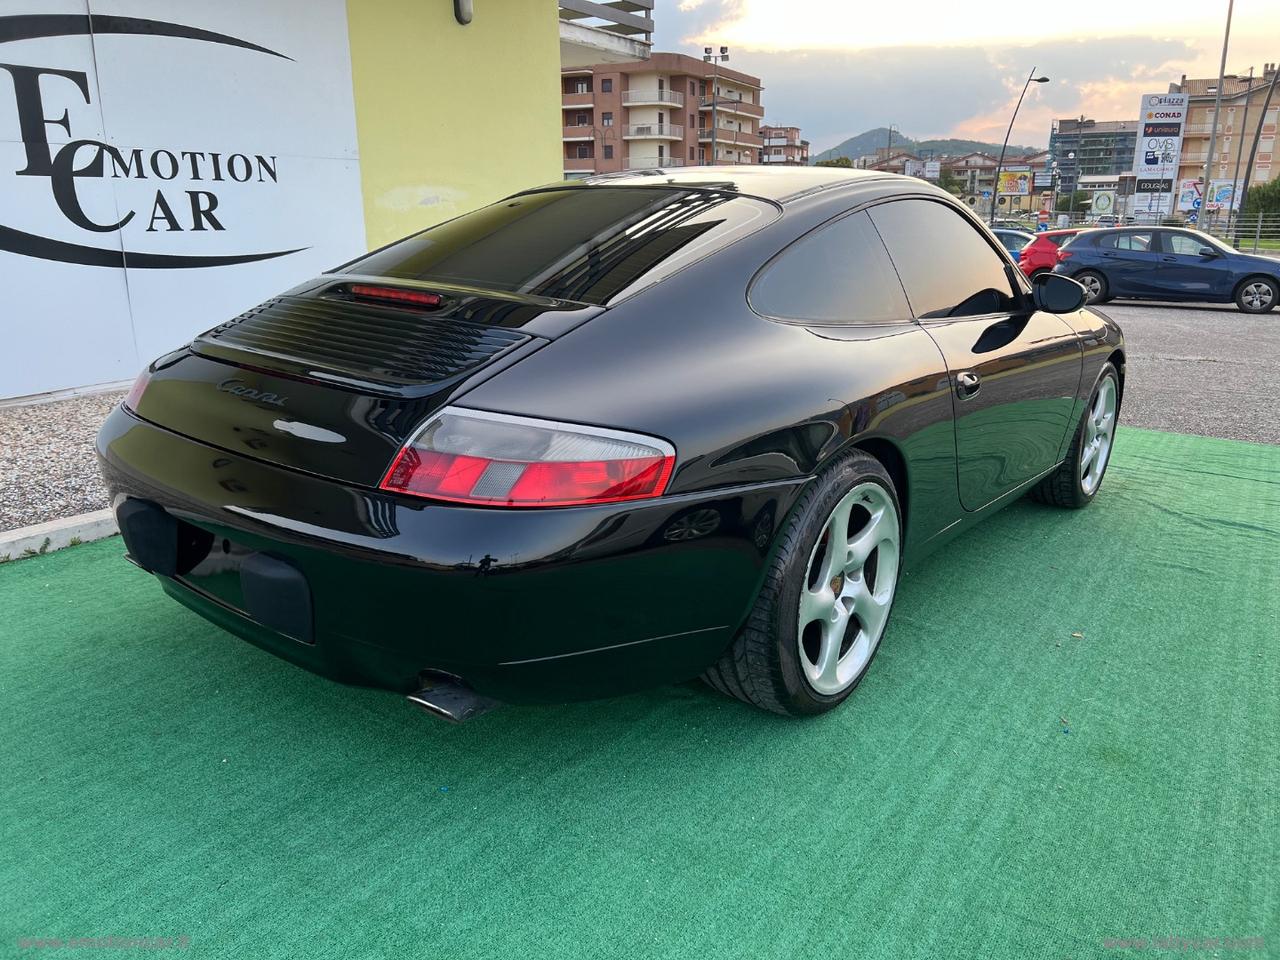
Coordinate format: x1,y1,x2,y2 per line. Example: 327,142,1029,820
1241,177,1280,218
936,171,965,197
815,156,853,168
1054,190,1089,213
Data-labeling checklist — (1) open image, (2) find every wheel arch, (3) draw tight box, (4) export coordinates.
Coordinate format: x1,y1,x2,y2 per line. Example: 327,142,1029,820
850,436,908,537
1232,273,1279,299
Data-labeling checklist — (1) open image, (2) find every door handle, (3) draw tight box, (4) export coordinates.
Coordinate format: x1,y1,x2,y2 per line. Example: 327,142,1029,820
955,371,981,400
1161,256,1177,262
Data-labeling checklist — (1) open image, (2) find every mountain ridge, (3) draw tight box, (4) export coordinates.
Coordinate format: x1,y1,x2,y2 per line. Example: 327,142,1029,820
811,127,1043,165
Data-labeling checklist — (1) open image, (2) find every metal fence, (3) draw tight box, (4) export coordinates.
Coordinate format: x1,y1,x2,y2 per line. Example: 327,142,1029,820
990,211,1280,254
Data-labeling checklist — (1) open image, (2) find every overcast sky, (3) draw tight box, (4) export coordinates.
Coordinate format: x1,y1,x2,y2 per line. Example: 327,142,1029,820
651,1,1280,153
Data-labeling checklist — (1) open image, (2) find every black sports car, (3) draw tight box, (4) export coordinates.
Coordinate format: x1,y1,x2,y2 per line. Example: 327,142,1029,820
97,166,1124,720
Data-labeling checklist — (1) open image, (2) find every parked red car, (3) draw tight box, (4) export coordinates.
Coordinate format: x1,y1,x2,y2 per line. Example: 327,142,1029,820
1019,228,1089,277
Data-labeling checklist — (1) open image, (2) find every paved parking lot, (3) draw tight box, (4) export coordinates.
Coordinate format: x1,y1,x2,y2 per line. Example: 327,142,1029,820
1098,301,1280,445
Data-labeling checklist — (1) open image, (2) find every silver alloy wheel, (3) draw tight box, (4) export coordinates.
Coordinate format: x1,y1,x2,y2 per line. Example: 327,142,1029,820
797,481,900,696
1079,273,1103,301
1240,281,1275,311
1080,375,1117,495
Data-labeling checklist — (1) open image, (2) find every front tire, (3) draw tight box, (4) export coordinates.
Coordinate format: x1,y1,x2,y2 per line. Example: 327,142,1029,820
1031,362,1119,509
703,451,902,716
1235,277,1277,314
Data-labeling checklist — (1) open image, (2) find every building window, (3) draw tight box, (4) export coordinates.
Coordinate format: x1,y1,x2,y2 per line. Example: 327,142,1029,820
577,145,590,159
603,145,613,160
689,113,695,127
572,79,589,94
601,79,612,93
575,112,588,126
602,112,613,126
689,81,695,95
689,146,694,161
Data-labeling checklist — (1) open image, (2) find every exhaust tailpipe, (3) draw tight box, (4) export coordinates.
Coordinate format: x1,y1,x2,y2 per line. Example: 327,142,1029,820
407,673,500,724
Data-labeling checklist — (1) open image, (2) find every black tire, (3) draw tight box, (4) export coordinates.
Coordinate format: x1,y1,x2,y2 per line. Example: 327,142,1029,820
1075,270,1110,305
1031,361,1120,509
1234,276,1278,314
702,450,901,716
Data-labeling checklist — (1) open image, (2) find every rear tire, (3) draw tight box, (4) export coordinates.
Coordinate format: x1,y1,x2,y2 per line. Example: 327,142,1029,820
1235,277,1277,314
1075,270,1110,305
1031,362,1119,509
703,451,902,716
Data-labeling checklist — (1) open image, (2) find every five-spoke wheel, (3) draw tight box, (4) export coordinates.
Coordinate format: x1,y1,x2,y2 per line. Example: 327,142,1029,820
797,482,900,696
1080,374,1117,495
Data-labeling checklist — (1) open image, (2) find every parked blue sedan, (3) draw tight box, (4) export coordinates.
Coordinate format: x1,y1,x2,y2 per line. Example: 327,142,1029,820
1054,226,1279,313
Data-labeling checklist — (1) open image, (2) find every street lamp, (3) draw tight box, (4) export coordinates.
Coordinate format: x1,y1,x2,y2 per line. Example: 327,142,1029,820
703,45,729,165
989,68,1049,225
1066,151,1077,222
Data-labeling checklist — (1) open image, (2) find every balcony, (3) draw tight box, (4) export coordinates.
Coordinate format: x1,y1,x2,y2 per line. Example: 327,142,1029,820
559,0,653,67
624,123,683,140
563,156,596,173
561,91,594,109
625,157,685,169
698,97,764,119
622,89,684,107
562,125,597,141
698,129,763,149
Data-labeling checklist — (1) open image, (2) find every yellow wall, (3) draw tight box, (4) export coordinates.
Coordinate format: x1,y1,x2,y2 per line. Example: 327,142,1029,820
345,0,562,249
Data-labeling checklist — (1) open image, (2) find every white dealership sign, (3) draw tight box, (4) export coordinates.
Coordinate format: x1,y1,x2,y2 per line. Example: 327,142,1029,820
1130,92,1188,219
0,1,367,398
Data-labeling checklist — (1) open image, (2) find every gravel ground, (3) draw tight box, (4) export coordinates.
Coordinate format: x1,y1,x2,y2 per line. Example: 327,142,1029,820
1095,301,1280,444
0,301,1275,531
0,390,125,530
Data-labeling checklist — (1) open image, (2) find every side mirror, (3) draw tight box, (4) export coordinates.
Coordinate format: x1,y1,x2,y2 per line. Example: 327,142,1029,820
1032,272,1087,313
1199,249,1218,258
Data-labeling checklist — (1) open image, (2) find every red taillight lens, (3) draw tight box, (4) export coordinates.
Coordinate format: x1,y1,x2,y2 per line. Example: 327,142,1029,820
348,284,442,308
123,369,151,412
1057,249,1073,261
380,408,675,507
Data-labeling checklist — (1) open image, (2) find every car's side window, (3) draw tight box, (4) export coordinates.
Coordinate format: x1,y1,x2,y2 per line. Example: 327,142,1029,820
1099,232,1153,252
749,210,911,325
868,199,1020,320
1165,232,1214,256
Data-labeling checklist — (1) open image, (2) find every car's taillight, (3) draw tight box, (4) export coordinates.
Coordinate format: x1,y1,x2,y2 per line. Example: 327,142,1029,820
1057,249,1073,261
123,368,151,412
380,408,676,507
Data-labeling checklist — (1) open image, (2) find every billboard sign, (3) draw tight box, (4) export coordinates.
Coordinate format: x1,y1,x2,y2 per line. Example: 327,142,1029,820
924,160,941,180
1092,191,1116,216
1131,92,1188,218
0,1,366,399
1177,178,1203,212
996,169,1031,196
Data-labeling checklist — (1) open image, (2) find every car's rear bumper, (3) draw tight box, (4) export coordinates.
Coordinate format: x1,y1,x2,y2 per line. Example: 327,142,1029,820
96,405,806,703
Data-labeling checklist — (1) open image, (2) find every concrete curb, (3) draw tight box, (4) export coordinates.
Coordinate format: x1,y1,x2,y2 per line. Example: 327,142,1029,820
0,509,118,562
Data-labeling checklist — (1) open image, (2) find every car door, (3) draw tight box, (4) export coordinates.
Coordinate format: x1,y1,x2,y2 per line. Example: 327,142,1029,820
1154,229,1233,300
868,197,1083,511
1095,229,1162,296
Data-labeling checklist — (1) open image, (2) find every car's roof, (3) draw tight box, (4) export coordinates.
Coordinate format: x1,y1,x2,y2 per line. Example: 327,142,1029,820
570,164,897,203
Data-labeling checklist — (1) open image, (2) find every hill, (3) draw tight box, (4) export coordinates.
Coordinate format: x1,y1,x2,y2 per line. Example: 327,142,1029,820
811,127,1042,165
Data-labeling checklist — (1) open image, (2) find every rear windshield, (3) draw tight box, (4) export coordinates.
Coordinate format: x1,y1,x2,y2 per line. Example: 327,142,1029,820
344,186,777,305
1047,233,1074,247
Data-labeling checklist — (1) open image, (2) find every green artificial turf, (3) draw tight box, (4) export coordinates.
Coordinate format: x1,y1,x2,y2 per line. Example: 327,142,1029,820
1,427,1277,959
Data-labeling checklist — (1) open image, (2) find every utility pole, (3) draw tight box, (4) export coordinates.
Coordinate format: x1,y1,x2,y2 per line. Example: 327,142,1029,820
703,46,729,165
1196,0,1233,230
989,67,1050,225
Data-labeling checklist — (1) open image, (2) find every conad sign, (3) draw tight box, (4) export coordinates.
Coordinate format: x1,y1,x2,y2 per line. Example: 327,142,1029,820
0,1,366,399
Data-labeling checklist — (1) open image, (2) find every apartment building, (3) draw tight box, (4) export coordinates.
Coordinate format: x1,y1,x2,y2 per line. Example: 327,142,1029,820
561,52,764,177
1170,64,1278,193
1048,119,1139,196
760,125,810,165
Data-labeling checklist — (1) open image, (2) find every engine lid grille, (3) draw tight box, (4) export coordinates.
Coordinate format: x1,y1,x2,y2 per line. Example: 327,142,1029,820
192,295,532,395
